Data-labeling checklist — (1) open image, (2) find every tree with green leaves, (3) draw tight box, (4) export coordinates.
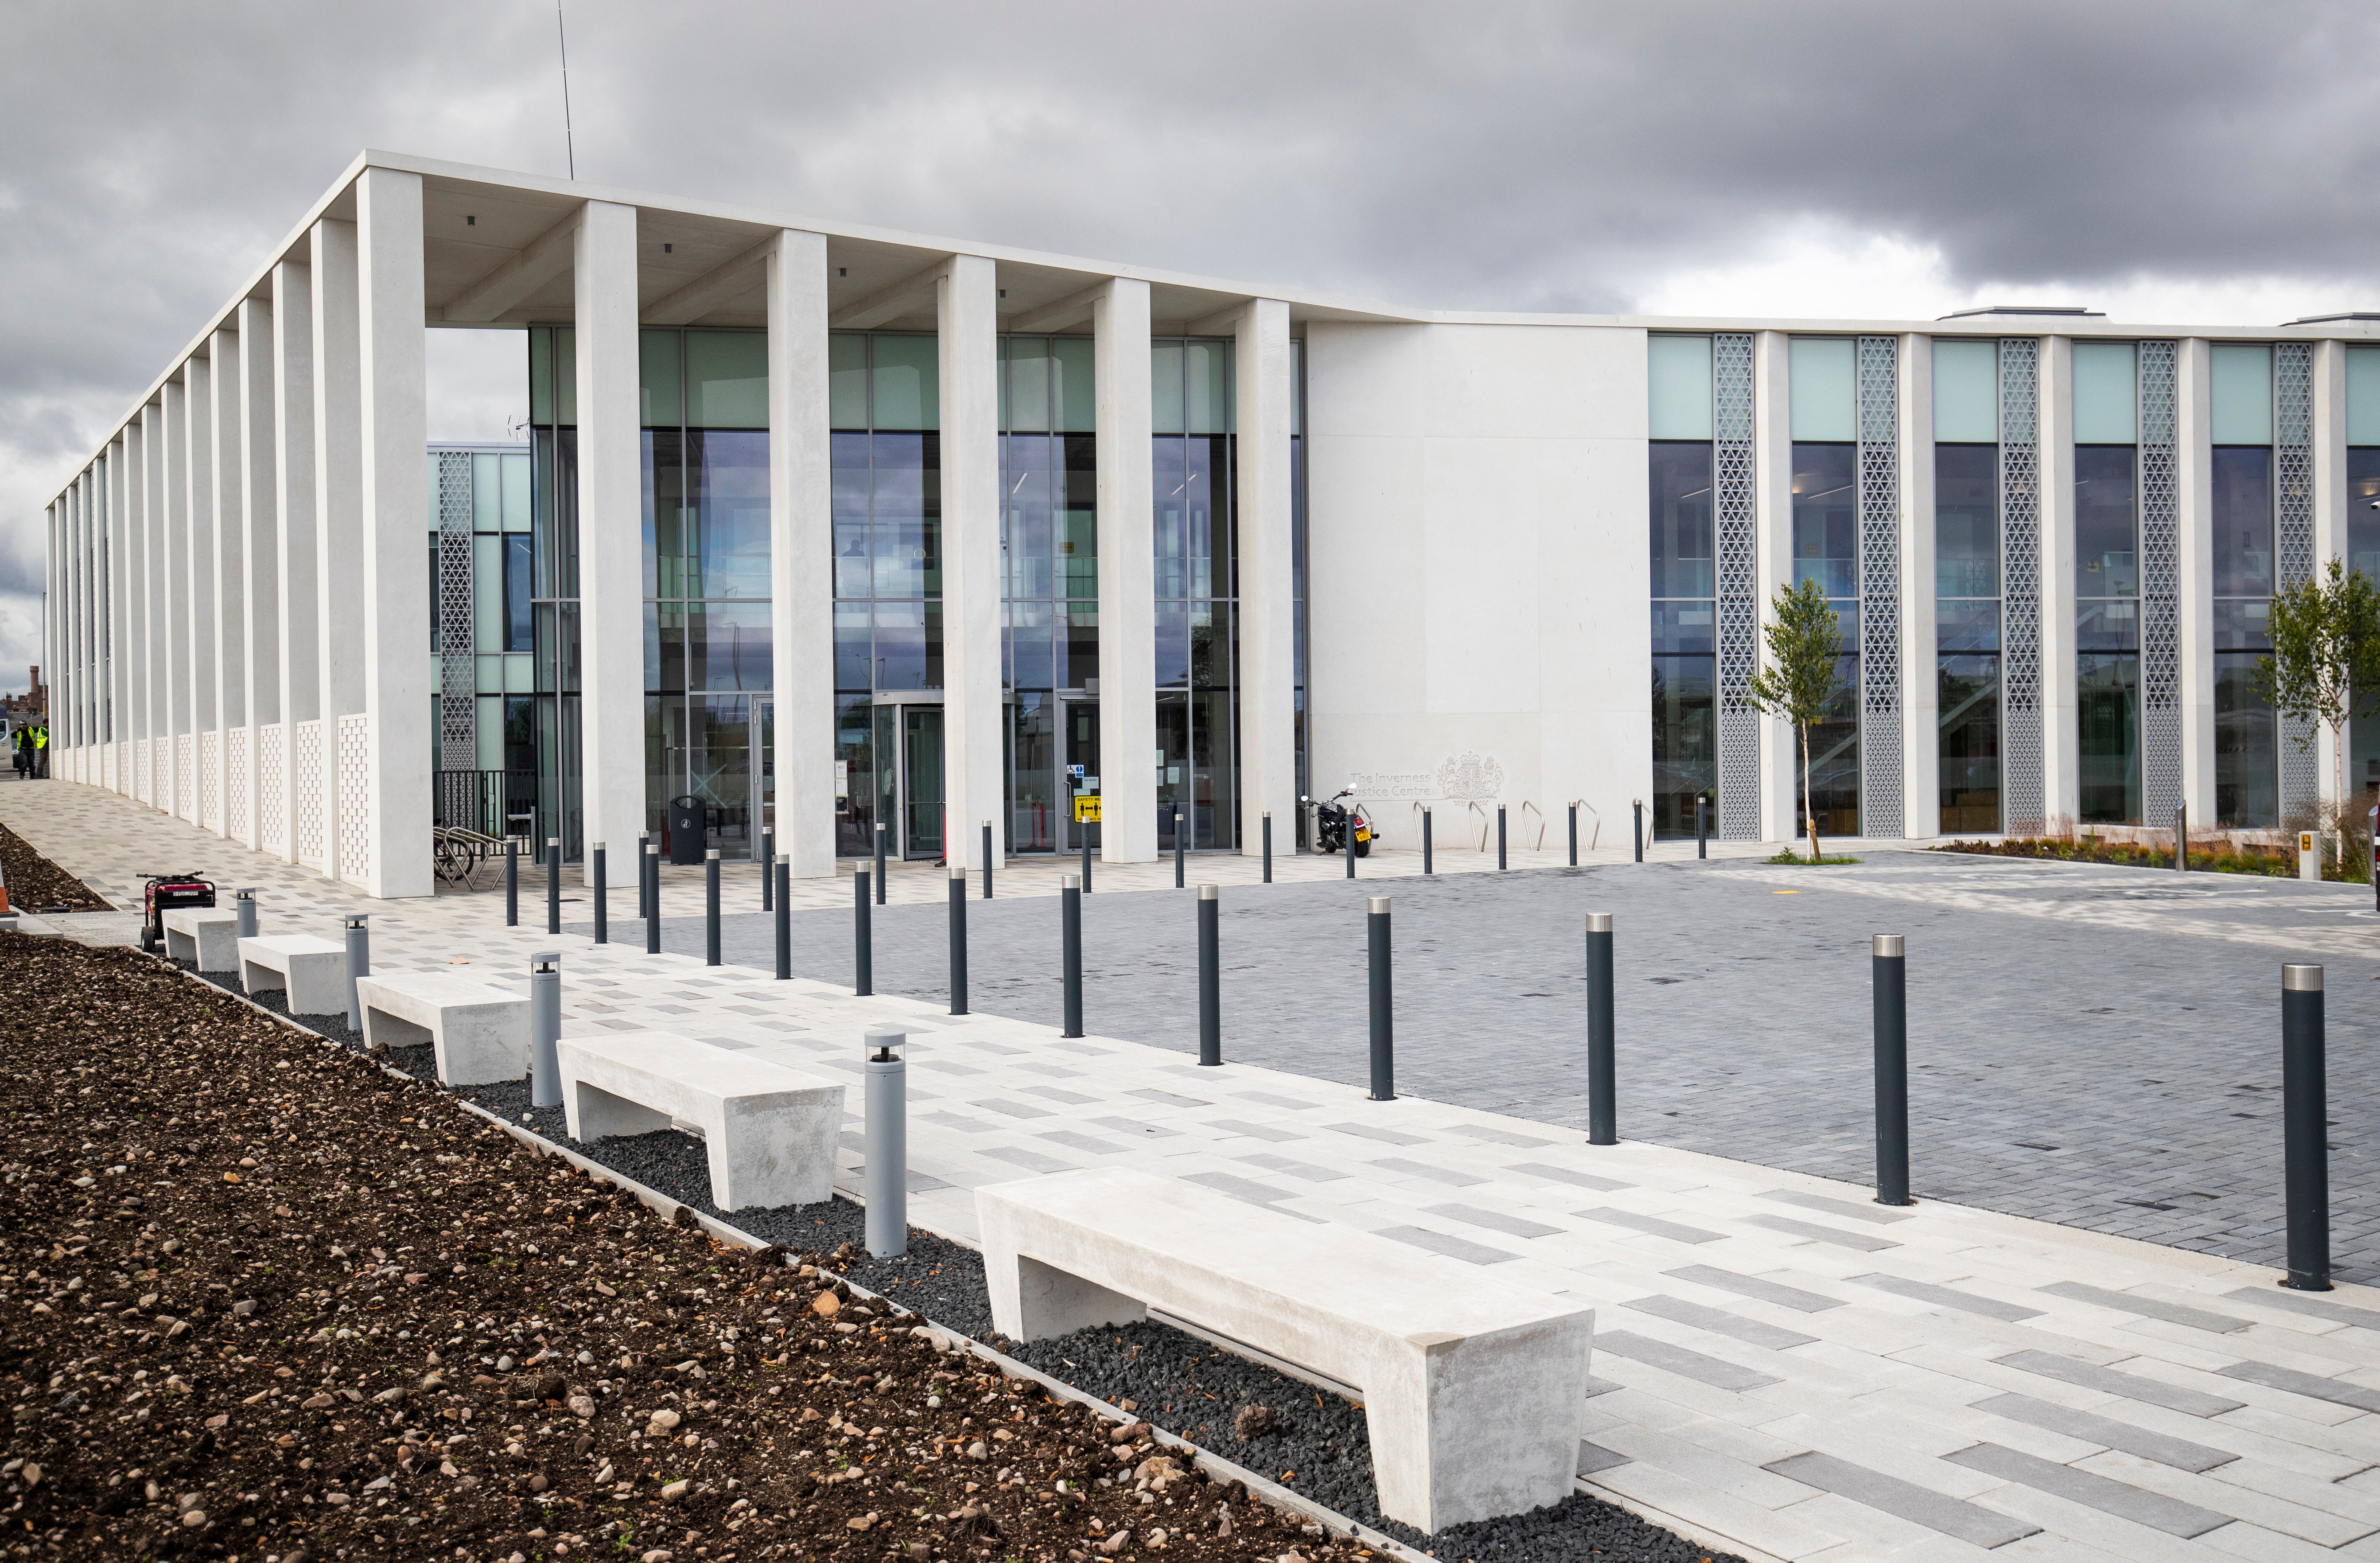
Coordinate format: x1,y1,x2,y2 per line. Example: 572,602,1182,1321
1746,577,1846,864
2254,557,2380,832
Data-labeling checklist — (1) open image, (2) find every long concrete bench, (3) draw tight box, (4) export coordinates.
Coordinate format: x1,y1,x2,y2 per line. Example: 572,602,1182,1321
558,1031,843,1212
978,1166,1594,1532
163,908,242,972
237,933,348,1015
355,971,530,1086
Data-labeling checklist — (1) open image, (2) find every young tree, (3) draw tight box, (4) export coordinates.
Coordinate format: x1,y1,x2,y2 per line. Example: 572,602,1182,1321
2255,557,2380,837
1747,577,1846,863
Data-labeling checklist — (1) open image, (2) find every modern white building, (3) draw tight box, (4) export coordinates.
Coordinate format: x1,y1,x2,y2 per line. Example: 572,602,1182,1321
39,151,2380,896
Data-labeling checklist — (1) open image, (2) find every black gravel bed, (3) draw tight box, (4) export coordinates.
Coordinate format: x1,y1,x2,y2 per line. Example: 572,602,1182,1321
176,959,1736,1561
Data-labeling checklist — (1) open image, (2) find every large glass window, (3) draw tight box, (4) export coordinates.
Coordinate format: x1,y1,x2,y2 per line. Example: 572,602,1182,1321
1153,339,1238,852
527,327,584,858
1000,334,1097,854
2213,445,2277,826
1936,442,2000,831
1649,440,1714,837
2350,447,2380,795
1792,443,1859,835
2075,444,2139,824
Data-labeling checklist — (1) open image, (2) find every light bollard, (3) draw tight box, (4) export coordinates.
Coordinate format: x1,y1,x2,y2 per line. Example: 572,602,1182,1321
1874,934,1910,1207
2174,805,2186,872
1061,873,1083,1038
1198,884,1221,1066
761,830,773,911
644,844,661,955
1174,809,1186,889
1697,795,1708,860
1633,801,1644,864
2301,830,2321,882
863,1025,908,1259
704,848,722,967
592,842,608,945
342,913,370,1033
1262,811,1273,884
2283,964,2332,1291
504,838,519,928
546,837,562,936
1367,896,1394,1100
774,856,791,981
234,888,257,940
947,862,968,1015
983,821,995,900
854,869,874,996
1567,803,1578,867
1423,806,1434,876
529,951,562,1109
1345,816,1357,879
1080,809,1094,894
1587,912,1616,1146
1498,804,1508,871
874,821,887,905
636,831,651,921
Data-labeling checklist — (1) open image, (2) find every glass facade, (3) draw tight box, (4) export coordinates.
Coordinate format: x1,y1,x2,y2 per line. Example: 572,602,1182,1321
1936,442,2001,830
2075,444,2139,823
2351,446,2380,795
425,448,537,802
1649,440,1714,837
999,335,1097,854
1792,443,1860,835
526,327,585,858
1153,339,1240,853
2212,444,2277,826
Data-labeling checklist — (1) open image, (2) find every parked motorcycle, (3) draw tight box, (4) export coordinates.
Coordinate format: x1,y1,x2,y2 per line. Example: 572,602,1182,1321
1305,788,1374,857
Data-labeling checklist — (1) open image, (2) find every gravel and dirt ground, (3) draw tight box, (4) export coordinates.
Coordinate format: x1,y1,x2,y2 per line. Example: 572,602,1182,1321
0,932,1408,1563
0,820,111,912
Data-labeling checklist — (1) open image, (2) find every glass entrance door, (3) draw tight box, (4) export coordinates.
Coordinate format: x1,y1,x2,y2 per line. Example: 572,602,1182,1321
751,697,774,856
659,694,758,859
901,706,945,859
1064,699,1100,853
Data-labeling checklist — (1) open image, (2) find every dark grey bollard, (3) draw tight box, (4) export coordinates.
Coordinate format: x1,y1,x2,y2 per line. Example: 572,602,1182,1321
1174,808,1186,888
1080,806,1094,893
761,830,774,909
853,868,873,996
947,862,968,1015
234,888,257,940
874,820,887,905
864,1025,908,1259
1874,934,1909,1206
529,951,561,1109
2283,964,2331,1290
1262,810,1273,884
2174,805,2186,872
1061,873,1082,1038
1567,803,1577,867
1497,804,1508,871
704,848,722,966
505,837,519,928
342,913,369,1033
546,837,562,936
774,856,791,981
1587,912,1615,1146
1367,896,1394,1100
1632,802,1644,863
983,821,995,900
1346,815,1357,879
592,842,608,944
636,831,651,921
1423,806,1434,876
644,843,661,955
1198,884,1221,1066
1697,795,1707,860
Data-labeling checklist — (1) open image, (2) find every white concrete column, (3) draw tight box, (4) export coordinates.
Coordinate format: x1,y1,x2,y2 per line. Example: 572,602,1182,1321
2175,339,2216,826
355,167,432,897
766,227,837,880
210,325,245,838
111,429,132,774
163,374,191,815
938,253,1003,871
1094,277,1157,863
1753,329,1797,843
238,295,280,849
1234,299,1298,855
313,216,362,877
1900,332,1940,838
275,255,317,863
2314,339,2350,808
576,199,642,874
2039,336,2079,827
70,474,88,754
186,353,218,823
142,399,167,804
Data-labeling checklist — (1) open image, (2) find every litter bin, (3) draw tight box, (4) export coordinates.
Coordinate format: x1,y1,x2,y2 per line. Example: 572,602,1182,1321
668,795,707,864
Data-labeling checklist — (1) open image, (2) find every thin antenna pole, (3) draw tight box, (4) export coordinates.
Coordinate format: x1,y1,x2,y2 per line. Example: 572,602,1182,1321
555,0,576,179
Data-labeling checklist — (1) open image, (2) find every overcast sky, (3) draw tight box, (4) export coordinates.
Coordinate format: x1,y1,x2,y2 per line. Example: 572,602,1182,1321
6,0,2379,698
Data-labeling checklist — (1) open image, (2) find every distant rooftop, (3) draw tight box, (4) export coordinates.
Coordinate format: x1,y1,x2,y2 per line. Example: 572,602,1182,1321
2286,312,2380,325
1938,304,2104,320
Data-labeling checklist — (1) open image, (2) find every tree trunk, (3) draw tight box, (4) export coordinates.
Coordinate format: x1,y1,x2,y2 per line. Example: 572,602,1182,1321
1801,720,1822,864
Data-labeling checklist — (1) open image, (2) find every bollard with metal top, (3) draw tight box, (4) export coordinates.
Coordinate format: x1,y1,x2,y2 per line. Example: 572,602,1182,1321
774,856,791,981
529,951,562,1109
234,888,257,940
1198,884,1221,1066
1697,795,1707,860
854,869,873,996
2283,964,2332,1290
644,843,661,955
1061,873,1083,1038
704,848,722,966
874,821,887,905
1367,897,1394,1100
547,838,562,936
983,821,995,900
947,862,968,1015
1262,811,1273,884
2174,804,2187,872
761,830,773,910
592,842,608,944
1423,806,1434,876
1174,809,1186,889
1080,807,1094,894
636,832,651,921
1633,801,1644,863
1567,803,1578,867
1498,804,1508,871
1874,934,1910,1206
505,837,519,928
342,913,370,1033
1346,815,1357,879
1587,912,1616,1146
864,1025,908,1259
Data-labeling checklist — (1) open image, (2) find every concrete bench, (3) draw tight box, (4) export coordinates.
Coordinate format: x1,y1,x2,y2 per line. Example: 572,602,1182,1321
237,933,348,1015
558,1031,843,1212
978,1166,1594,1532
163,908,242,971
355,971,530,1086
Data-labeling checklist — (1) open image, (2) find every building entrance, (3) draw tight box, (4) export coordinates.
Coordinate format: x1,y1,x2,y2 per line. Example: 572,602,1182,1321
869,701,946,860
657,694,762,859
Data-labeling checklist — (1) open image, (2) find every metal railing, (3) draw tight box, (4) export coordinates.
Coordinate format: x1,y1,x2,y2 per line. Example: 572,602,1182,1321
433,769,539,842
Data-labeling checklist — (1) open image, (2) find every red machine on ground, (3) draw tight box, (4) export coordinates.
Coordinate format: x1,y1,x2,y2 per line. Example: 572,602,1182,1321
139,873,215,953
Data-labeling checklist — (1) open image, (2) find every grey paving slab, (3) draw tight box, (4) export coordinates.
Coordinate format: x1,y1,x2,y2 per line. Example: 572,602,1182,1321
979,1145,1071,1175
2038,1281,2252,1334
1322,1122,1426,1146
1233,1091,1323,1110
2218,1359,2380,1414
1178,1170,1303,1208
1942,1441,2231,1536
1424,1202,1563,1239
2225,1286,2380,1332
1761,1188,1916,1225
1762,1450,2042,1548
1665,1265,1847,1313
1128,1088,1210,1108
1202,1118,1307,1143
1235,1154,1348,1182
1575,1440,1632,1476
1369,1226,1513,1264
1994,1351,2248,1417
1623,1294,1819,1350
1850,1272,2045,1322
1091,1116,1177,1138
1448,1123,1558,1147
1505,1161,1632,1192
1971,1392,2239,1472
1741,1212,1902,1252
1368,1156,1486,1187
1597,1330,1784,1392
1575,1207,1726,1245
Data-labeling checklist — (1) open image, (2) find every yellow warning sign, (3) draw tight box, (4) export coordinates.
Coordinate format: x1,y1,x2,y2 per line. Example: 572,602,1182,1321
1073,796,1102,823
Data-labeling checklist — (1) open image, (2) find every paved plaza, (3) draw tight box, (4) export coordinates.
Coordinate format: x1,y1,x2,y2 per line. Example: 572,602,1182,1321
13,777,2380,1563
